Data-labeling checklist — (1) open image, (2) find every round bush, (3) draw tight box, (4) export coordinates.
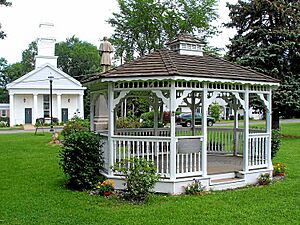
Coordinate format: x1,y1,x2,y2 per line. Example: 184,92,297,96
59,131,104,190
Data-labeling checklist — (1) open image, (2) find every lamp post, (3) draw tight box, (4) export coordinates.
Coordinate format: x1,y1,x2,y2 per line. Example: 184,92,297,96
48,76,54,132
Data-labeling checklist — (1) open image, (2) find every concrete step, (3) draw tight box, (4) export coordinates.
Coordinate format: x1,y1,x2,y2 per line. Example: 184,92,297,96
23,124,35,130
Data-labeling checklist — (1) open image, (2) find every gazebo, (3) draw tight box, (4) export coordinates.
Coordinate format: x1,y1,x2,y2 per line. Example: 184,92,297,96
84,34,279,194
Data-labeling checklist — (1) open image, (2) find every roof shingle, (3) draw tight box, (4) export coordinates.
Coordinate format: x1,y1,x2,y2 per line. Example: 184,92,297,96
84,49,279,84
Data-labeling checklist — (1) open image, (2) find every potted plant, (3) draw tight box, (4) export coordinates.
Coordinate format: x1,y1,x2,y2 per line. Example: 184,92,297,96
258,173,271,185
96,180,115,196
273,163,287,176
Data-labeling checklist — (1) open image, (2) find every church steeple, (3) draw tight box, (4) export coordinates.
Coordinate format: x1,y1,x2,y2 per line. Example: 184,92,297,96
35,23,58,68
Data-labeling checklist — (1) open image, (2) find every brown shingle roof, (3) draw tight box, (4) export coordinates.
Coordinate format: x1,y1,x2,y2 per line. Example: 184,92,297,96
84,49,279,84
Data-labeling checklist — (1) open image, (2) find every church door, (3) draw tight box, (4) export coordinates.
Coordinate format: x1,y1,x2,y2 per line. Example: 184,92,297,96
25,108,32,124
62,108,68,123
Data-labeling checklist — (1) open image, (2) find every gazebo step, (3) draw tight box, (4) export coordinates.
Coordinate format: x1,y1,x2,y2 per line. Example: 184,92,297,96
209,172,236,180
209,177,246,191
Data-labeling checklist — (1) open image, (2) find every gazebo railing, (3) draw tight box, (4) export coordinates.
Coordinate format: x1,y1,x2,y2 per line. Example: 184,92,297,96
248,133,269,169
112,136,171,178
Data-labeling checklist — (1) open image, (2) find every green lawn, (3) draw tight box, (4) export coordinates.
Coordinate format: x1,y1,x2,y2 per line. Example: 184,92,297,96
0,124,300,225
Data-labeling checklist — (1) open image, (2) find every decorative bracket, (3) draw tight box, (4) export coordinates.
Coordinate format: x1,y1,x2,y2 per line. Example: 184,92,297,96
204,91,221,111
152,90,170,109
232,92,245,109
257,93,270,112
113,90,130,109
175,90,192,109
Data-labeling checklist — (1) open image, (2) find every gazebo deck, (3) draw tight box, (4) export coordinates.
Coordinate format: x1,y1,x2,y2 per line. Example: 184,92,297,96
207,155,242,174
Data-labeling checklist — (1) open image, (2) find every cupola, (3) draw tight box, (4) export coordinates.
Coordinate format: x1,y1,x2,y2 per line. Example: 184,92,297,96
166,33,204,56
35,22,58,68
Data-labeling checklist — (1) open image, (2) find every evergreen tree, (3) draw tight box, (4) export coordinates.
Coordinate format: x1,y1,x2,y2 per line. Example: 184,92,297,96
225,0,300,128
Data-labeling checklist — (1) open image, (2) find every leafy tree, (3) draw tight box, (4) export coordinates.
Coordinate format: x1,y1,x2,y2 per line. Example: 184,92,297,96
56,36,101,81
209,102,221,121
108,0,218,62
225,0,300,128
0,0,11,39
21,41,37,74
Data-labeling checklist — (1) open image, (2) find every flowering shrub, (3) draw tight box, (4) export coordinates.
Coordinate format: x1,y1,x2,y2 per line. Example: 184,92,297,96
273,163,287,176
258,173,271,185
96,180,115,194
185,179,204,195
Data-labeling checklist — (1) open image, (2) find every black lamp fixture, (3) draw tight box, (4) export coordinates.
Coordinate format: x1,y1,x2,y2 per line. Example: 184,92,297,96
48,75,54,132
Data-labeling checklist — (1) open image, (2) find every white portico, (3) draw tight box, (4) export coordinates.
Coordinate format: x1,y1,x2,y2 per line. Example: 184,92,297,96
7,23,85,126
85,34,279,194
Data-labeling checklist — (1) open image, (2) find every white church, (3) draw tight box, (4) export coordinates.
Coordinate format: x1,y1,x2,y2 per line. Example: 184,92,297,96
7,23,85,127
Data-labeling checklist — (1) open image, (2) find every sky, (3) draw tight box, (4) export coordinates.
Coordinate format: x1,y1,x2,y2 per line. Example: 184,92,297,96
0,0,238,64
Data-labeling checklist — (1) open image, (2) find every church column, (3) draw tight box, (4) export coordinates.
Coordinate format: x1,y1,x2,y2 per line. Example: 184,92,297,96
33,94,38,124
78,94,84,118
57,94,61,122
9,94,14,127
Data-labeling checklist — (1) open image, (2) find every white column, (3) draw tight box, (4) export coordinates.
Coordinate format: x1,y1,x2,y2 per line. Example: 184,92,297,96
233,106,239,156
90,93,95,131
201,84,208,177
154,96,158,136
170,81,177,181
266,90,272,170
243,86,249,172
77,93,84,119
9,94,14,127
33,94,38,124
108,83,114,175
57,94,61,122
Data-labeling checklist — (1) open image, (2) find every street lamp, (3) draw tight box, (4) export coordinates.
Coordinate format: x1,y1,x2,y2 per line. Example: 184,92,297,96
48,75,54,132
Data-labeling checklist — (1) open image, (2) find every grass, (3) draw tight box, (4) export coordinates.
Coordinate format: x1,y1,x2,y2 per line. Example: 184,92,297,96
0,124,300,225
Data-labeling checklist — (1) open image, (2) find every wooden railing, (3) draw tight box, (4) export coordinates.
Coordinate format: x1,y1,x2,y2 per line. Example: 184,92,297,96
112,136,171,177
248,133,269,169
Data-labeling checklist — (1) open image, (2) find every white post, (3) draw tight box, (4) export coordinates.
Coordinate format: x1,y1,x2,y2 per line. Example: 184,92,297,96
233,106,239,156
154,96,158,136
57,94,61,122
90,93,95,131
108,83,114,175
78,94,84,119
191,92,195,136
33,94,38,124
170,81,177,181
243,86,249,172
9,94,14,127
266,90,272,169
201,84,208,177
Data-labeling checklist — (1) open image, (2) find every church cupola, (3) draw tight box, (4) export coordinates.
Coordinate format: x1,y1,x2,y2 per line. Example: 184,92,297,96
167,33,204,56
35,22,58,68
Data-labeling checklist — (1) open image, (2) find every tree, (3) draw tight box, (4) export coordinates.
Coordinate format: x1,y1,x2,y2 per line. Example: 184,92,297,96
225,0,300,128
0,0,11,39
21,41,37,74
108,0,218,62
56,36,101,81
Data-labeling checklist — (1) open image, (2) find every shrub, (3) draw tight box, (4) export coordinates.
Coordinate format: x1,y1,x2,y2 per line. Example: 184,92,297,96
112,157,160,202
95,179,115,196
61,116,89,137
185,179,204,195
273,162,287,176
116,117,140,128
59,131,104,190
0,117,9,127
272,129,281,158
258,173,271,185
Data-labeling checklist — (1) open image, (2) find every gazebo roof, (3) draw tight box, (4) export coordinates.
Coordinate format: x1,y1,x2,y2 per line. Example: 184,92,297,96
84,48,279,85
